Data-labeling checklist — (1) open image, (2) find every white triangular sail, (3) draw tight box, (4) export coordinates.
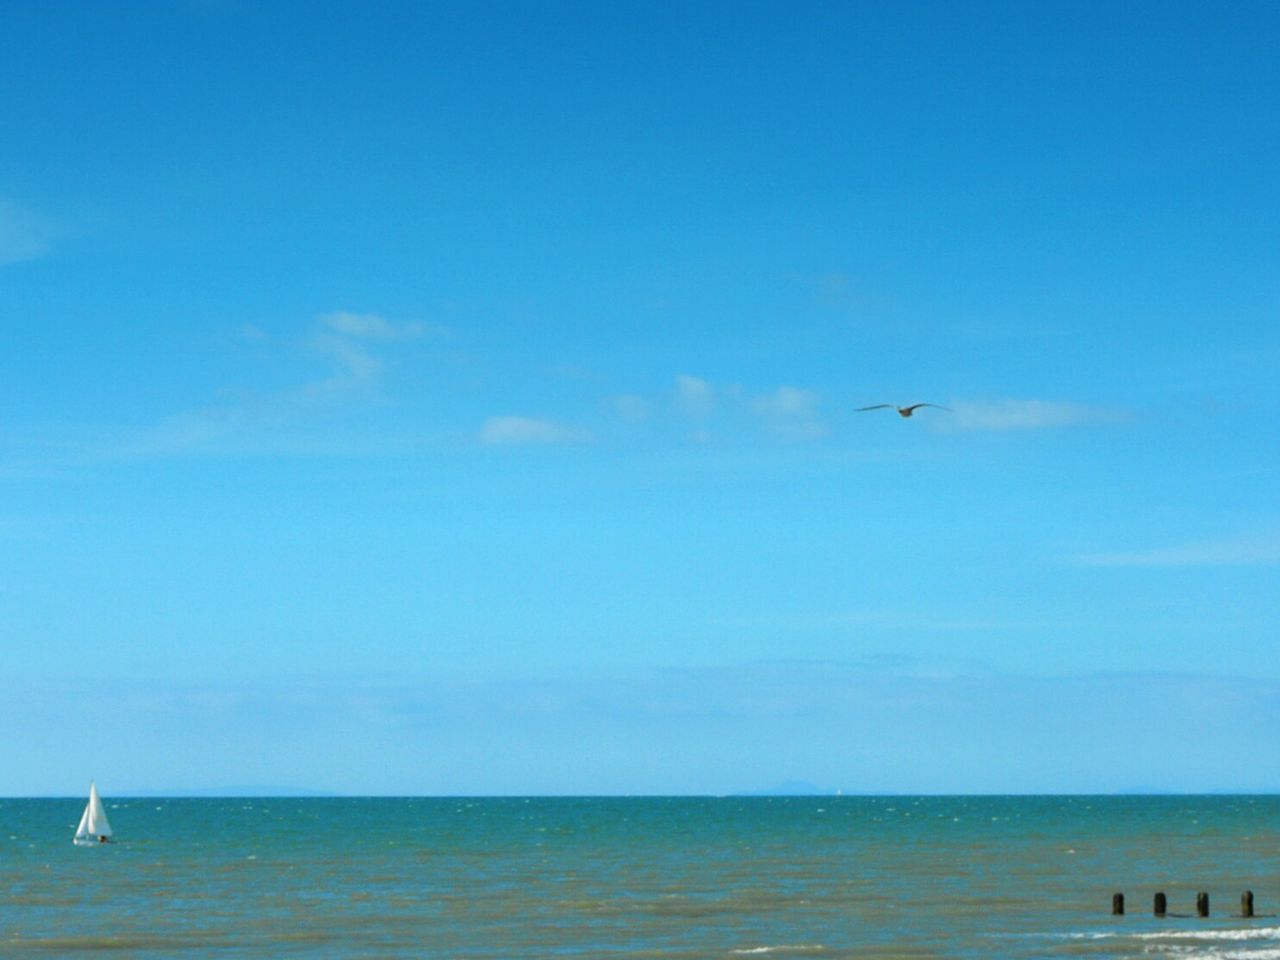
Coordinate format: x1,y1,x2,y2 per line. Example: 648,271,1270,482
73,781,112,844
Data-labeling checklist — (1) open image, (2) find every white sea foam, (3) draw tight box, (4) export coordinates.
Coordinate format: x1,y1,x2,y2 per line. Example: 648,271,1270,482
1035,927,1280,958
1131,927,1280,942
1055,927,1280,943
1142,947,1280,960
730,946,828,956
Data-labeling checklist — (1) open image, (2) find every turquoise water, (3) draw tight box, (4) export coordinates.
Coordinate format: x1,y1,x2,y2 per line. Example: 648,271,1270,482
4,796,1280,958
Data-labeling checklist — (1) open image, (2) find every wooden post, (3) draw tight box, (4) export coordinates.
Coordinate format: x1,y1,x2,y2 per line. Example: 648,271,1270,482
1112,892,1125,915
1242,890,1254,918
1197,891,1210,917
1154,892,1167,917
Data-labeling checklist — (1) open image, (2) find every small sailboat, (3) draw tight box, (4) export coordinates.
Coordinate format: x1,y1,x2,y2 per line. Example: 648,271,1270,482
73,781,113,846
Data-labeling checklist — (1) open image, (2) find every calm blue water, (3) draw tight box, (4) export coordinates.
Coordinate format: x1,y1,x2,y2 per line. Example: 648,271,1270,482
4,796,1280,958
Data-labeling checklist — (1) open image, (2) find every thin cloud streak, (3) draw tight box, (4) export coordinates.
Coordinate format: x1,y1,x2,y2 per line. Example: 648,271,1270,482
831,611,1028,631
0,199,53,265
479,416,593,445
610,394,650,423
319,311,441,341
751,386,825,440
118,312,427,457
308,310,436,392
657,375,827,441
1079,533,1280,568
946,398,1128,431
673,374,716,416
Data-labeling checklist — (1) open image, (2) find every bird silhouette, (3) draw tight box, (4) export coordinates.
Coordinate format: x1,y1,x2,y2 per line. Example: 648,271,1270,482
856,403,950,418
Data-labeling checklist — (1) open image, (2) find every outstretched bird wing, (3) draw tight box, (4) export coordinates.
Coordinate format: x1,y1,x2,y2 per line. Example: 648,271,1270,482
902,403,951,414
855,404,896,412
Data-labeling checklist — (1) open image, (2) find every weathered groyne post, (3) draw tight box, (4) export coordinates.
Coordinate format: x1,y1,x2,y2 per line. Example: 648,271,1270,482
1111,892,1125,915
1197,891,1210,917
1154,892,1167,917
1242,890,1254,918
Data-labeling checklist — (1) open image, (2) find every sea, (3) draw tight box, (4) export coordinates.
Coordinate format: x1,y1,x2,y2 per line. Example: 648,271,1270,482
4,795,1280,959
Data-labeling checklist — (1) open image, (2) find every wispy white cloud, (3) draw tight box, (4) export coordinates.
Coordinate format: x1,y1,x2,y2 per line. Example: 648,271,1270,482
123,406,251,456
674,374,716,416
751,386,825,440
307,311,439,392
947,398,1127,431
0,199,53,265
319,311,436,341
806,271,887,311
479,416,593,446
752,386,817,418
1079,532,1280,568
660,375,827,441
120,311,429,457
611,394,650,422
311,333,385,385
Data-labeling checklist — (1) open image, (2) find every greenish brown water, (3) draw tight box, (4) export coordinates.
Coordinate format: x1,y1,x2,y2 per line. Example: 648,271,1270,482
4,796,1280,958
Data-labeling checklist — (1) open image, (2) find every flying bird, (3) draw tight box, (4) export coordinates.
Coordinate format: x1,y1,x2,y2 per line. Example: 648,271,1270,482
856,403,951,418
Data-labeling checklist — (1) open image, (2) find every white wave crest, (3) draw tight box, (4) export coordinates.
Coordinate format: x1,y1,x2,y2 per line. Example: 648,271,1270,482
1133,926,1280,942
1142,947,1280,960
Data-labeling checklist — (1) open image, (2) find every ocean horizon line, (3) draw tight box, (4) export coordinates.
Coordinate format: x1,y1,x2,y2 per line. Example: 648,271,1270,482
8,788,1277,800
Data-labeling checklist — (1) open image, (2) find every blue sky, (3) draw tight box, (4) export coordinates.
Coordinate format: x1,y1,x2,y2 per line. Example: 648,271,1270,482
3,1,1279,795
